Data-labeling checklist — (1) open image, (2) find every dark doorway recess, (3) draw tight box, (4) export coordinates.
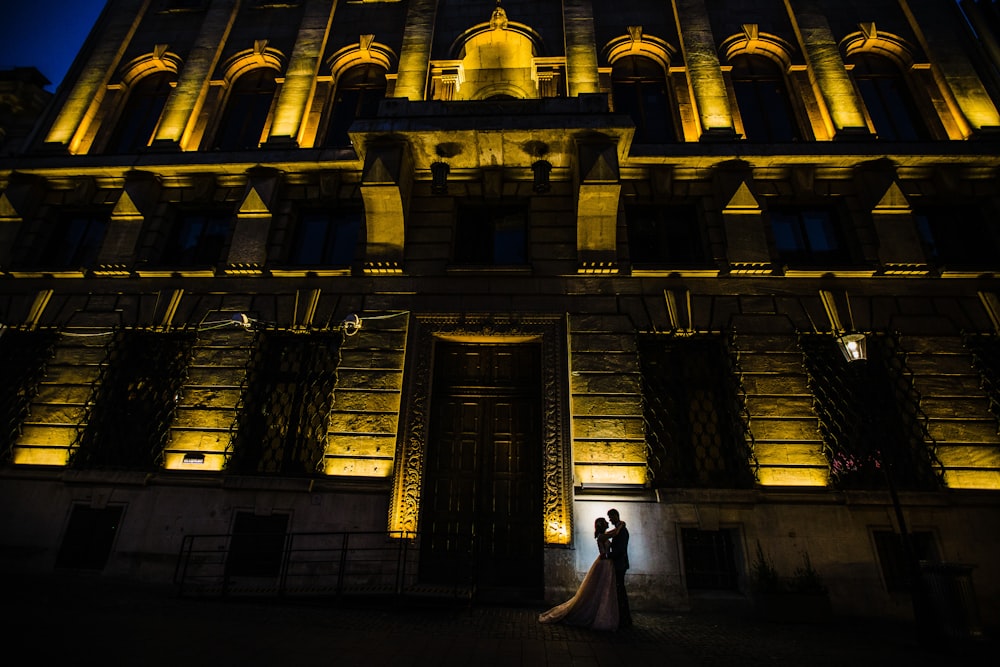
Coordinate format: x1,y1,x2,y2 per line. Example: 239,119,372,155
55,505,124,570
420,342,544,602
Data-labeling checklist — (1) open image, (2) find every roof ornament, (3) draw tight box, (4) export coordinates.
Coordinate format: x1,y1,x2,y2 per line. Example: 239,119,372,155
490,0,508,31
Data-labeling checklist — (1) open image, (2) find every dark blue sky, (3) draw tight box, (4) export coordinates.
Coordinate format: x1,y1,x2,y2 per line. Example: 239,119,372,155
0,1,107,91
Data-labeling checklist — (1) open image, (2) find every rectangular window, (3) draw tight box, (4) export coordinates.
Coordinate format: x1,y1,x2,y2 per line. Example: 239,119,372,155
637,335,754,489
454,201,528,266
682,528,740,590
230,332,341,475
770,207,850,267
914,204,999,268
159,210,231,267
872,529,938,592
72,331,194,470
55,505,124,571
288,208,361,267
626,203,709,268
226,512,289,578
26,212,108,270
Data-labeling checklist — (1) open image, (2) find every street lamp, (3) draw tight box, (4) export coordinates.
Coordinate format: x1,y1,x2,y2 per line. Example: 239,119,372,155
835,332,867,363
834,331,935,644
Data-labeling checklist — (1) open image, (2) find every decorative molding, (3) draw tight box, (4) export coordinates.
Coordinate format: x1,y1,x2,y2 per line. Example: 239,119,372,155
389,314,571,545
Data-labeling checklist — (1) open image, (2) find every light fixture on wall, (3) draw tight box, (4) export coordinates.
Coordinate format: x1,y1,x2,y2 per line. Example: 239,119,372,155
835,332,867,363
182,452,205,464
531,159,552,193
430,161,450,194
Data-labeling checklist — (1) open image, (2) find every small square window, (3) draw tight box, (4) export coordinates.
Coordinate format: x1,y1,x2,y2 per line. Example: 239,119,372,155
681,527,740,590
454,202,528,266
914,204,999,268
287,208,361,267
770,206,851,266
39,213,108,269
626,203,708,268
872,529,938,592
158,210,232,267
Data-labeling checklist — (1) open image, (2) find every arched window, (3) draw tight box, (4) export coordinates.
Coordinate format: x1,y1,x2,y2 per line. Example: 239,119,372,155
105,71,175,154
325,64,387,148
611,56,675,144
847,53,928,141
730,54,799,142
212,68,278,151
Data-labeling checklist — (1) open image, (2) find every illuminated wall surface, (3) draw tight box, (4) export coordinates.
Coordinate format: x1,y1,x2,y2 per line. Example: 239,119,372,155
2,0,1000,562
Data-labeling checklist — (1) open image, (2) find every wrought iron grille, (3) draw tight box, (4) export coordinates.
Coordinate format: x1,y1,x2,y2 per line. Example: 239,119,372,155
637,334,756,488
228,330,342,475
798,333,942,491
70,330,195,470
965,333,1000,431
0,329,58,463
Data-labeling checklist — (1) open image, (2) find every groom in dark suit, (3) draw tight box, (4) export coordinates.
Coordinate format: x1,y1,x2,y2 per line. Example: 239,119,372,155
607,508,632,628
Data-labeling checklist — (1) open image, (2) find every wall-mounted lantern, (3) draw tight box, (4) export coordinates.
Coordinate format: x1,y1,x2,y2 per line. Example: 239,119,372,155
531,159,552,193
430,161,450,194
836,332,867,363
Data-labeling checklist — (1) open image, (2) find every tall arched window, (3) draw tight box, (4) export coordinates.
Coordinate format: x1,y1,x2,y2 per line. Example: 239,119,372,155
847,53,928,141
730,54,799,142
611,56,675,144
325,64,387,148
105,71,175,154
212,68,278,151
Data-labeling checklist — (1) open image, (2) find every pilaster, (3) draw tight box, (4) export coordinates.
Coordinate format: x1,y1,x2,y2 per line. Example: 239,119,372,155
394,0,438,101
43,0,152,153
672,0,737,139
784,0,871,138
563,0,601,96
152,0,241,150
265,0,338,146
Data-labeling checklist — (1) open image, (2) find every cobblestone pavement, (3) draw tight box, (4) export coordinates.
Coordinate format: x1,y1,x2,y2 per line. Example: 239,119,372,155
9,575,995,667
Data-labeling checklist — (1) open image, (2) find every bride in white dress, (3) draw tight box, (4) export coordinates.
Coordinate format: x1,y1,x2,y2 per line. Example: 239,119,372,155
538,517,624,631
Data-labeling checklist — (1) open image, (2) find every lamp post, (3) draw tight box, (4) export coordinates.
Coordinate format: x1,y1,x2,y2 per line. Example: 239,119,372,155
834,332,934,644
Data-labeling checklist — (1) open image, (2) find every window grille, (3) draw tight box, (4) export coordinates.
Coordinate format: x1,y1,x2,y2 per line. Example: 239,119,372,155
0,329,58,462
638,335,756,488
798,333,942,491
966,334,1000,430
70,330,195,470
228,331,343,475
682,527,740,590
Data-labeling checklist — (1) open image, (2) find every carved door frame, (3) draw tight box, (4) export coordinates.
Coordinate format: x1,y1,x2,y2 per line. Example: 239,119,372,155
389,314,572,546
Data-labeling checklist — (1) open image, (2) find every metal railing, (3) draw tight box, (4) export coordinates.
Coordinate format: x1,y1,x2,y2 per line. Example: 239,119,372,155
174,530,475,601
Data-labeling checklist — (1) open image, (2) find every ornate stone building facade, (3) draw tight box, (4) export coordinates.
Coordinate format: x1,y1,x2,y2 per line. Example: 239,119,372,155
2,0,999,625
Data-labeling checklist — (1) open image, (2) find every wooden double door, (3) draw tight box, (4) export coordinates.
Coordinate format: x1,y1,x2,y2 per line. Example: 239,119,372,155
420,342,543,599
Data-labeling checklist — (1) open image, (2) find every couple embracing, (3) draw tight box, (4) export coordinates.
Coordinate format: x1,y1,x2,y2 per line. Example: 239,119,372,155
538,508,632,631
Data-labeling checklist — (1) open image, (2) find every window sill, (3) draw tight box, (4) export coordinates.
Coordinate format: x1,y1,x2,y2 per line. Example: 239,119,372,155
269,267,352,278
446,265,532,274
631,267,721,278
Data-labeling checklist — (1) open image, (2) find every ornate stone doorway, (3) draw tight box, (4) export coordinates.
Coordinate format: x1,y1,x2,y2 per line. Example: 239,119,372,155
389,315,572,597
419,342,543,598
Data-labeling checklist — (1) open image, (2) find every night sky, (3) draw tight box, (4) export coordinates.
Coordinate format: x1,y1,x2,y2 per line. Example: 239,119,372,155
0,1,107,91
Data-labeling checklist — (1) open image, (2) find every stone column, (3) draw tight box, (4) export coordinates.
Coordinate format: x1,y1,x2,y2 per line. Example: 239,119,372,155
43,0,152,153
899,0,1000,136
784,0,870,138
563,0,600,96
266,0,338,146
393,0,438,101
671,0,736,139
152,0,241,150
